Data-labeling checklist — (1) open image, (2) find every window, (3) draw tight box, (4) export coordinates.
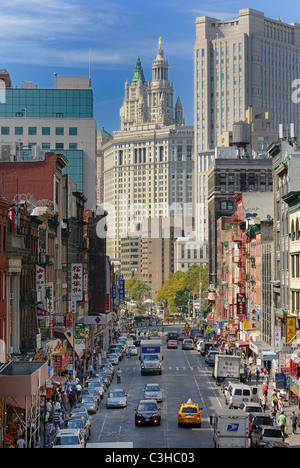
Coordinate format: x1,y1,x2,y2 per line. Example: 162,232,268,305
42,143,50,149
55,127,64,135
15,127,23,135
1,127,9,135
28,127,37,135
42,127,50,135
69,127,78,135
69,143,77,149
55,143,64,149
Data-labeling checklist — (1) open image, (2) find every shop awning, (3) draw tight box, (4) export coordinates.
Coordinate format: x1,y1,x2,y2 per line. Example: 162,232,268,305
237,340,249,347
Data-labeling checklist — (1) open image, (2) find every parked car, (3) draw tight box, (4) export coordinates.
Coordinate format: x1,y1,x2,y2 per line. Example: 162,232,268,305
135,399,161,426
64,416,90,441
106,353,119,365
134,336,143,347
76,395,97,414
182,339,195,350
52,429,86,449
249,413,273,434
106,389,127,408
144,383,163,402
205,350,218,366
251,425,285,448
85,378,105,400
239,402,262,414
196,340,204,352
94,372,110,389
70,408,92,435
81,388,100,406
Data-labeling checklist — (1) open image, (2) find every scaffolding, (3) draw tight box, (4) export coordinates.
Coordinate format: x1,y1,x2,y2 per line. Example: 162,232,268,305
0,360,48,448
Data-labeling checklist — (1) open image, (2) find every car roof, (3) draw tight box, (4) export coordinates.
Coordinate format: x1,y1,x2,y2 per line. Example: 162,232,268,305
180,402,199,408
139,399,158,404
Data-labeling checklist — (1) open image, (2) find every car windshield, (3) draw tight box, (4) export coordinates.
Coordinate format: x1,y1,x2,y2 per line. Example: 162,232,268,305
54,435,80,446
254,417,272,425
144,355,159,361
88,381,100,388
81,397,94,403
181,407,198,414
67,420,83,429
146,385,160,392
138,403,158,412
109,391,125,398
247,406,262,412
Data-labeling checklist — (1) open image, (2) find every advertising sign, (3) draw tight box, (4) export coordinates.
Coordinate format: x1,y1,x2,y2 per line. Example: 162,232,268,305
286,316,296,343
71,263,83,301
237,293,246,317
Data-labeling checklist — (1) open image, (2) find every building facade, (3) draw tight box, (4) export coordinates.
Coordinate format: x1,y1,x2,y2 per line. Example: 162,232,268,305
103,40,194,267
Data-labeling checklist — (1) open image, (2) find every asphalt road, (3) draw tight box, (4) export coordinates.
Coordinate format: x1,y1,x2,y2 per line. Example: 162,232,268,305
88,326,221,449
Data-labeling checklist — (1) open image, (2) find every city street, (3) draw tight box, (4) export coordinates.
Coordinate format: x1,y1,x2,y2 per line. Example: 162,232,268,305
88,326,224,449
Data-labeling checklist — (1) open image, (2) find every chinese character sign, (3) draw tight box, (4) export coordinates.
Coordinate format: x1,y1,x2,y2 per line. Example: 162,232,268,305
71,263,83,301
286,316,296,343
237,293,246,317
36,265,45,301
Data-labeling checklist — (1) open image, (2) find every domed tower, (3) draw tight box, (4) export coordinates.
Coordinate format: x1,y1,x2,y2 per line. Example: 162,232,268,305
148,37,175,126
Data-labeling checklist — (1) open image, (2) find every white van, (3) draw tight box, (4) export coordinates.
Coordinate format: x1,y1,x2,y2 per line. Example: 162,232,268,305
225,383,258,408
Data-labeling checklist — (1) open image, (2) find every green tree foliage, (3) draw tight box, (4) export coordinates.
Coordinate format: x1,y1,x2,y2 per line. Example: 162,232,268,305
125,276,150,299
157,264,209,311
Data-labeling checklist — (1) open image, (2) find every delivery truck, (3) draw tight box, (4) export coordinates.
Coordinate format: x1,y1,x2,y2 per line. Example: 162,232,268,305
210,409,250,448
213,354,241,385
139,340,163,375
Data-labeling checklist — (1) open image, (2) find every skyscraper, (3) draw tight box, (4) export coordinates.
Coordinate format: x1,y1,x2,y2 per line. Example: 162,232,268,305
194,8,300,153
103,39,194,267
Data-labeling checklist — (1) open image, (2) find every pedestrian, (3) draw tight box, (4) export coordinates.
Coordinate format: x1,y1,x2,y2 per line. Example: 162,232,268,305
89,362,94,377
271,406,277,426
229,394,234,410
261,394,267,412
262,383,269,397
16,434,26,448
255,368,260,385
290,411,298,435
278,396,285,415
247,368,252,383
278,412,287,438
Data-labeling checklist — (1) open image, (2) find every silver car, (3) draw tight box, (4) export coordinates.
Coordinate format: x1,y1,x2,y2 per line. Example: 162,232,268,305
106,389,127,408
251,425,285,448
76,395,97,414
144,383,163,402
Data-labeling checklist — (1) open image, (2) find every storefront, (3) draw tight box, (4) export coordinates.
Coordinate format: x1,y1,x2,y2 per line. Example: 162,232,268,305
249,340,278,372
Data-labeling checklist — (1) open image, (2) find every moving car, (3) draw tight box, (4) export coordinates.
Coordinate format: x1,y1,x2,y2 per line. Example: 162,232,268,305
52,429,86,449
144,383,163,402
127,345,138,356
166,332,179,341
251,425,285,448
135,399,161,426
178,399,202,428
106,389,127,408
167,340,178,349
182,339,195,350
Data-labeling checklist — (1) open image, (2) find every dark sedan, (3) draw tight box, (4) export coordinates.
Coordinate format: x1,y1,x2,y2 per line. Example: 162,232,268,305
135,399,161,426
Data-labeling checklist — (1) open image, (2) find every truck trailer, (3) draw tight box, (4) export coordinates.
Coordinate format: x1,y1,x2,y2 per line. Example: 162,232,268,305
139,340,163,375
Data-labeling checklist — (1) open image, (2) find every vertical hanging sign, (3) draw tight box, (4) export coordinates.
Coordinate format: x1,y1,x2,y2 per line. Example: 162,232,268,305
71,263,83,301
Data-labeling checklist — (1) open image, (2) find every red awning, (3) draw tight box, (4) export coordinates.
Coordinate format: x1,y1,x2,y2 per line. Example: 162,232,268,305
237,340,249,347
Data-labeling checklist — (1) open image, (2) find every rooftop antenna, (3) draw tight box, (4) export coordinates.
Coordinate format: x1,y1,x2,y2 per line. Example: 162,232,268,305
54,72,57,89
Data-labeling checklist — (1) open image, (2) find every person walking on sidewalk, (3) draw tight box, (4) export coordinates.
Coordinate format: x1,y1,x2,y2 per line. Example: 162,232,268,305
278,412,287,439
290,411,298,435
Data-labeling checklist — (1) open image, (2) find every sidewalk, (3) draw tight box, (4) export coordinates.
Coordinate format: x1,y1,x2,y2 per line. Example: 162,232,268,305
255,378,300,448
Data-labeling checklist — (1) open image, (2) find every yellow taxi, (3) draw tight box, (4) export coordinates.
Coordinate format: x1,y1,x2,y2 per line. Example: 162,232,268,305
178,399,202,428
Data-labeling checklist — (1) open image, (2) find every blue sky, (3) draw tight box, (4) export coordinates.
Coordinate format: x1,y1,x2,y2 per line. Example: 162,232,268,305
1,0,299,134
